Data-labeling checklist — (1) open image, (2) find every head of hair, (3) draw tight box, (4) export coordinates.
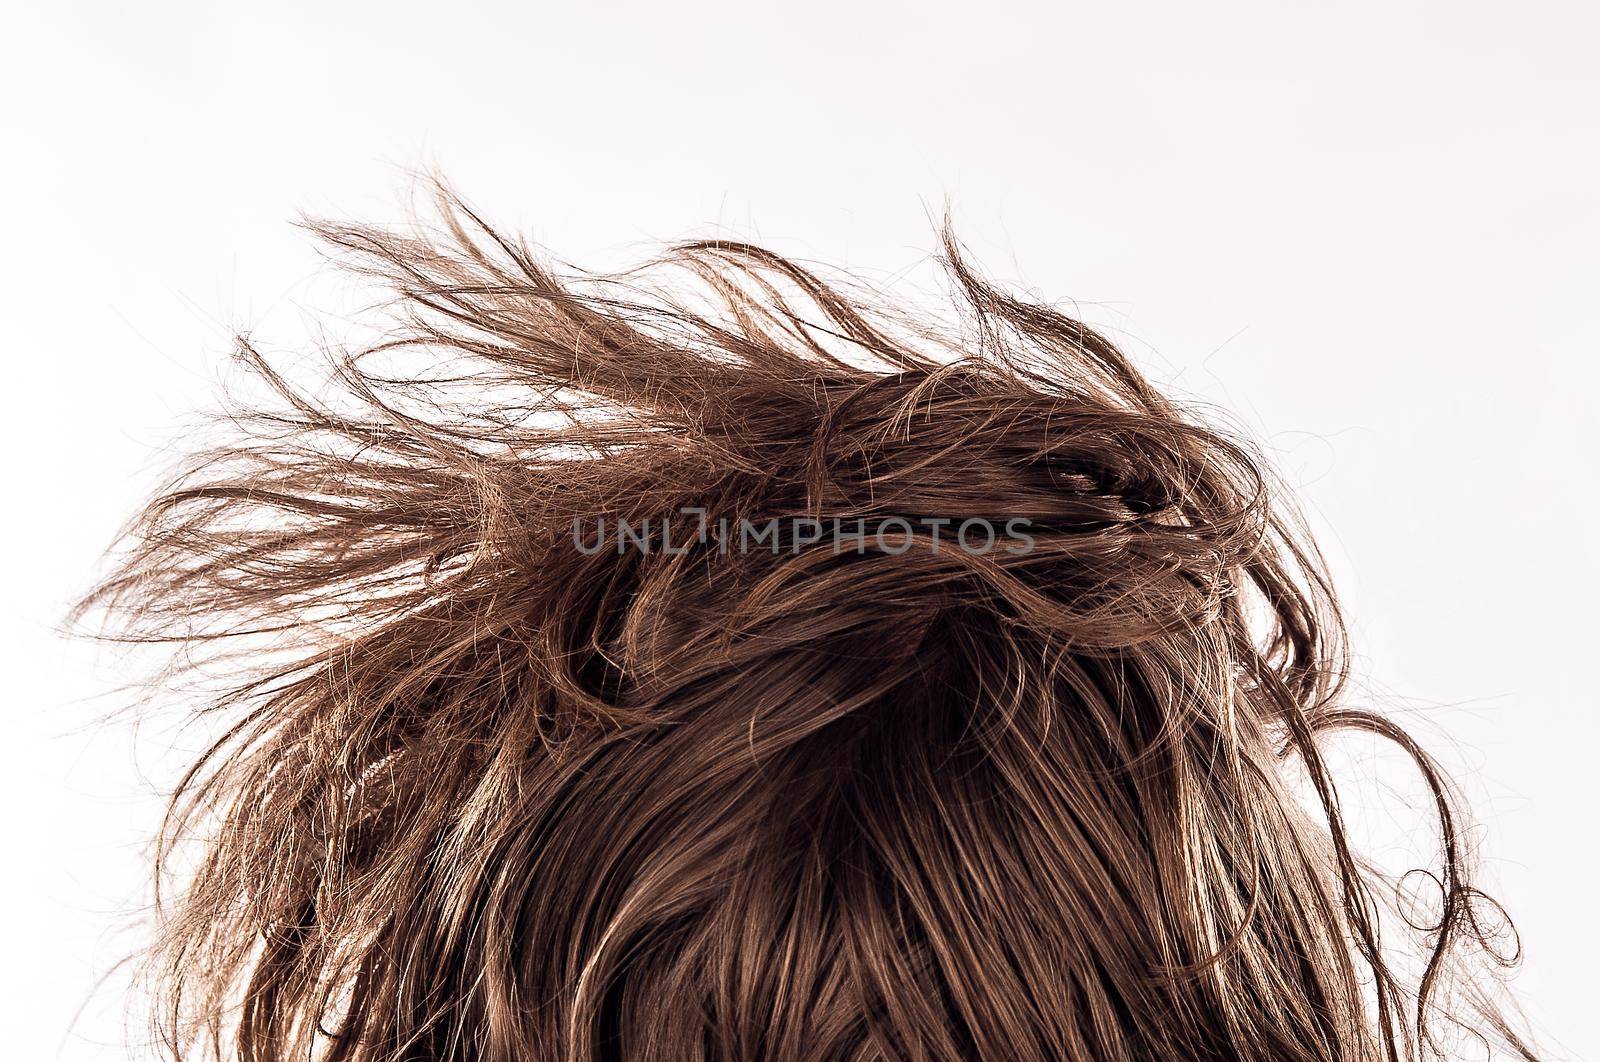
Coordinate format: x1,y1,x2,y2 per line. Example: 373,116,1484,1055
82,184,1534,1061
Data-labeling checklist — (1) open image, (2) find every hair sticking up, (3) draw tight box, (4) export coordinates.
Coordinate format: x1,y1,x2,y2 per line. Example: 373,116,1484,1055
80,182,1536,1061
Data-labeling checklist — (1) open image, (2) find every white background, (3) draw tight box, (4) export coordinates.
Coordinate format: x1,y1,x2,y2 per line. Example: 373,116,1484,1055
3,1,1595,1057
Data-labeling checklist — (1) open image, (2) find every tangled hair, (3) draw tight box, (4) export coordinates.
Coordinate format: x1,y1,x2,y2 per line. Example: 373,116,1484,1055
83,186,1536,1061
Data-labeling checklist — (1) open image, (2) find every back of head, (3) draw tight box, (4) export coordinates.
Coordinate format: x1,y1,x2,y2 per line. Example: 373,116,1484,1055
86,187,1534,1061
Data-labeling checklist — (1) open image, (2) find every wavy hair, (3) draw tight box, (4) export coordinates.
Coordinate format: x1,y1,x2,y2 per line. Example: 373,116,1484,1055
81,185,1535,1061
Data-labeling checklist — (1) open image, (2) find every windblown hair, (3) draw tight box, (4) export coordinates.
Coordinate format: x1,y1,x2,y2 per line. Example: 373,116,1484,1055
84,187,1535,1061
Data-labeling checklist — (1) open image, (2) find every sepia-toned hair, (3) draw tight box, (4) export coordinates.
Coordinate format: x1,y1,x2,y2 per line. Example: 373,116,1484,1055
80,184,1536,1061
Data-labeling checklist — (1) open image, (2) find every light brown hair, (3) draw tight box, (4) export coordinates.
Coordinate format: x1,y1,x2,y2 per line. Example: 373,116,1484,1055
82,185,1535,1061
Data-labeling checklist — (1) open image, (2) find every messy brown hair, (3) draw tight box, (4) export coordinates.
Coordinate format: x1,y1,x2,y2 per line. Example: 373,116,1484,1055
81,186,1536,1061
